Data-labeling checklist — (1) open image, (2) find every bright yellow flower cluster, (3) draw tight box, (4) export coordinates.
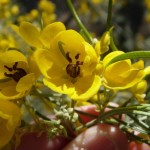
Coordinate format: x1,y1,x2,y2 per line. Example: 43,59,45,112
12,21,147,102
1,0,150,149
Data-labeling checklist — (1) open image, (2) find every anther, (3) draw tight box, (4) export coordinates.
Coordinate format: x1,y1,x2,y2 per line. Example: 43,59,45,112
75,53,80,60
4,65,13,72
66,52,72,63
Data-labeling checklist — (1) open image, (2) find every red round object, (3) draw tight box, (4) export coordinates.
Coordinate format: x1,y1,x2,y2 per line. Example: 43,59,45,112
14,132,70,150
63,124,129,150
129,141,150,150
75,103,120,124
75,105,99,124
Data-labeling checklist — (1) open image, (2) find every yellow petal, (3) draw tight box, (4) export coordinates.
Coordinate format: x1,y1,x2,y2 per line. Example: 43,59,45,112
100,31,110,54
103,51,126,67
0,80,16,89
132,60,144,70
0,50,28,79
34,49,54,78
0,100,21,149
16,73,35,92
0,85,24,100
27,52,41,79
50,30,85,60
104,69,144,90
130,80,147,94
82,42,99,76
95,31,110,55
94,40,101,56
144,66,150,77
43,78,75,95
0,50,27,64
71,75,101,101
19,21,42,48
123,69,144,85
11,24,20,36
46,63,65,79
40,22,66,48
104,60,131,83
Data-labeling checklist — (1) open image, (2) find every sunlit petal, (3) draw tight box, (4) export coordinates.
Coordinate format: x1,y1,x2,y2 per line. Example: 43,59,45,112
40,22,66,48
16,73,35,92
19,21,42,48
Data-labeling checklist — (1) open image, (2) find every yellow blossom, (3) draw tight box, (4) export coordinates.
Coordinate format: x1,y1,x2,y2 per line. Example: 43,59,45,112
0,100,21,149
11,5,19,16
41,12,57,26
34,30,102,101
0,35,16,52
92,0,102,4
29,9,39,20
129,80,147,102
12,21,66,49
102,51,144,90
0,50,36,100
94,31,110,55
38,0,55,14
78,1,89,14
0,0,9,5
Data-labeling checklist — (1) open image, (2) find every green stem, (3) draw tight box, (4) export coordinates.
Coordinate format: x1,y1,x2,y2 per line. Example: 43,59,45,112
106,0,113,31
114,116,150,134
123,128,150,145
23,98,40,124
24,96,51,121
98,106,150,121
110,29,118,51
76,104,150,131
67,0,93,44
127,114,150,130
111,115,150,143
35,110,51,121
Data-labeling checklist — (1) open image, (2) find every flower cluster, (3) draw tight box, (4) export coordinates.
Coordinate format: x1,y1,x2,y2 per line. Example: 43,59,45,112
1,0,150,149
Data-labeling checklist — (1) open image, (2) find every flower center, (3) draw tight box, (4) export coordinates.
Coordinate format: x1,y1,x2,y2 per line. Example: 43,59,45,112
4,62,27,82
66,52,83,78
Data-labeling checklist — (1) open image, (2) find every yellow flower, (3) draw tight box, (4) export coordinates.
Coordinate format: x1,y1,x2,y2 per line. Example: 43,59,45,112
92,0,102,4
94,31,110,55
12,21,66,49
78,2,89,14
102,51,144,90
38,0,55,14
129,80,147,102
0,50,35,100
28,9,39,20
0,35,16,52
11,5,19,16
34,30,102,101
41,12,57,26
0,100,21,149
0,0,9,5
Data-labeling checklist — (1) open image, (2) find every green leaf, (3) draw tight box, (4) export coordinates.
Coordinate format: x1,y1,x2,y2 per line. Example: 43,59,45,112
107,51,150,66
